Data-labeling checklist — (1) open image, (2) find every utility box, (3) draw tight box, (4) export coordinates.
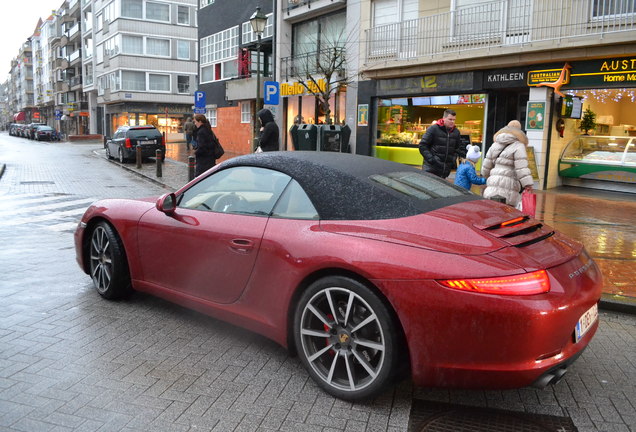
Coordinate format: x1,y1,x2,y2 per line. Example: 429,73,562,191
296,124,318,151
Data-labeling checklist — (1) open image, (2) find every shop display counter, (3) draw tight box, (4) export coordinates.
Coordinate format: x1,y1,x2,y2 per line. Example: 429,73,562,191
558,135,636,192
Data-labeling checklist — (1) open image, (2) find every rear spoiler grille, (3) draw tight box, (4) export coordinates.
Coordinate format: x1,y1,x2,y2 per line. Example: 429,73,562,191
478,216,555,248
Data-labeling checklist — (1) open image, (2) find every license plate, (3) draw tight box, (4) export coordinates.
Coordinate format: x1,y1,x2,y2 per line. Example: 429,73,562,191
139,140,154,145
575,303,598,342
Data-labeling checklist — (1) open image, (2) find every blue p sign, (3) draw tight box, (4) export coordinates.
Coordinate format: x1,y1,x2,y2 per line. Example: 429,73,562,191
264,81,279,105
194,91,206,108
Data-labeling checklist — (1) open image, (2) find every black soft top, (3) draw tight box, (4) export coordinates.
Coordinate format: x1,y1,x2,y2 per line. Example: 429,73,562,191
219,151,478,220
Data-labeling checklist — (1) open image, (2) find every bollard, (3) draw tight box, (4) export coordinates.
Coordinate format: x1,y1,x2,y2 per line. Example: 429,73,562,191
188,156,195,181
136,146,142,168
155,149,162,178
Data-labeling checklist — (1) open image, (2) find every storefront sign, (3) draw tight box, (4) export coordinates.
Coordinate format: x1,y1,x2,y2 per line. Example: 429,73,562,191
527,63,571,97
484,68,527,88
281,79,327,97
568,57,636,88
526,102,545,130
357,104,369,126
377,72,477,96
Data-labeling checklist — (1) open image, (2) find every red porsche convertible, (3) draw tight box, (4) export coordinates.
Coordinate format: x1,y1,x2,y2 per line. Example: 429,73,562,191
74,152,602,400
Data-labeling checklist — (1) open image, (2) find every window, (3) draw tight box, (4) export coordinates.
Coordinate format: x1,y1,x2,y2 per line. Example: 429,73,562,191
122,70,146,91
104,36,120,56
271,180,319,220
178,167,291,216
96,13,103,31
177,75,190,93
122,35,143,54
177,40,190,59
241,13,274,44
147,1,170,21
200,26,238,82
370,172,470,200
177,5,190,24
149,74,170,91
122,0,142,19
207,107,217,127
592,0,636,18
240,102,251,123
200,0,215,7
147,38,170,56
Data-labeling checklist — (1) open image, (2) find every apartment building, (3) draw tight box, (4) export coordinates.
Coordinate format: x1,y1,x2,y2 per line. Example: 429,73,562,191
356,0,636,192
197,0,274,154
8,42,36,123
82,0,198,138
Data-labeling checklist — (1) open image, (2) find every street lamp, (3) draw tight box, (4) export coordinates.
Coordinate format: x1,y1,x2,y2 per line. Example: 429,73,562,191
250,6,267,150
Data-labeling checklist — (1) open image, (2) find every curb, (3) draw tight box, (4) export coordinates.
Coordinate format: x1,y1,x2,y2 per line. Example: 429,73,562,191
599,293,636,315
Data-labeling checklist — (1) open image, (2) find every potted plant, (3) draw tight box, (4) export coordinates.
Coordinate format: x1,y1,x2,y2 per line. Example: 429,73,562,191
579,107,596,135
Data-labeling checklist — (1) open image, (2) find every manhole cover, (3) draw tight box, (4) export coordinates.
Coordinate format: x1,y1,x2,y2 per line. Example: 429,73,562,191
410,400,577,432
20,181,55,185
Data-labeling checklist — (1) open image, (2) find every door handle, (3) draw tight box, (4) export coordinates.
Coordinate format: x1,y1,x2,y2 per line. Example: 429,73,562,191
229,239,254,253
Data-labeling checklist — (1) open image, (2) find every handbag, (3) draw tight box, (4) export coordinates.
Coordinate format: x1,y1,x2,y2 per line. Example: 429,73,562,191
521,190,536,218
212,133,224,159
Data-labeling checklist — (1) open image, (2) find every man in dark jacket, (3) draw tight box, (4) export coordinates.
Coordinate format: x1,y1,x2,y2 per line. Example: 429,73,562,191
418,109,466,178
257,108,279,152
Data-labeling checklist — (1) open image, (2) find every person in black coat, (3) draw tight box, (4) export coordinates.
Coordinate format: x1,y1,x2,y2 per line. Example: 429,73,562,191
192,114,217,177
418,109,466,179
257,108,279,152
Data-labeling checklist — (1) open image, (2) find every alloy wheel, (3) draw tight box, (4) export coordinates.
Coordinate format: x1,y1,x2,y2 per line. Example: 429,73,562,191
298,286,387,394
90,225,113,294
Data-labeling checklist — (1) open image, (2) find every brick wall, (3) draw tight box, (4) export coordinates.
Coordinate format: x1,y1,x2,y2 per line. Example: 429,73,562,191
214,106,252,156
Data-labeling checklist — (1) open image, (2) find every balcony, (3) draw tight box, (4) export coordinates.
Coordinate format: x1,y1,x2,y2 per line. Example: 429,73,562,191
282,0,346,22
67,50,81,65
364,0,636,66
69,75,82,88
65,23,80,41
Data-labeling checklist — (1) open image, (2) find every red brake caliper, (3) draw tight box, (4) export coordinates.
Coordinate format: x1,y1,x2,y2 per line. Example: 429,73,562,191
325,314,335,356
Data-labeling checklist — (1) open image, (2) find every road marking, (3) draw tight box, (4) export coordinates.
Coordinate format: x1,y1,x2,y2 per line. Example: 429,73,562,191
0,198,95,217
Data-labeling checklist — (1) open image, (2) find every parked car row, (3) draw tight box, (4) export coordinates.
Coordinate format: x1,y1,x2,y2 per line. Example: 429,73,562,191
8,123,61,141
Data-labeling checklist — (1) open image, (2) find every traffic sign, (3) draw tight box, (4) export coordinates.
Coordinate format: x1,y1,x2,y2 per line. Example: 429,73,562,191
264,81,279,105
194,91,206,108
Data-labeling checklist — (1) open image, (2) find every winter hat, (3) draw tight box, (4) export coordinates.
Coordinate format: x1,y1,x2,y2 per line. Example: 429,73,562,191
465,144,482,162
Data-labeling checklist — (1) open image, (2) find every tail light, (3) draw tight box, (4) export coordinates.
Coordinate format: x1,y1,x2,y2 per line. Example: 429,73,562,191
125,138,132,148
438,270,550,296
161,135,165,146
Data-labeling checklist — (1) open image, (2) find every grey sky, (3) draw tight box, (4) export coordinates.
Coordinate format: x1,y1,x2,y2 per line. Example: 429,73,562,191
2,0,63,80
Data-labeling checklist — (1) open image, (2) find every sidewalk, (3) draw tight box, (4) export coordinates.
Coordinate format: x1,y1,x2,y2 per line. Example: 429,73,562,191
96,141,636,314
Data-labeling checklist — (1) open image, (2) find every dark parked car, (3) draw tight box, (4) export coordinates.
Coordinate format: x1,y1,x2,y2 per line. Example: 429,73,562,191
105,125,165,163
34,125,55,141
26,123,46,139
74,152,602,400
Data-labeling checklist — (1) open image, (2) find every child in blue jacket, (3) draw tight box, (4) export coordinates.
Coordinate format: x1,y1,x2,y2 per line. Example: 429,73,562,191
454,145,486,190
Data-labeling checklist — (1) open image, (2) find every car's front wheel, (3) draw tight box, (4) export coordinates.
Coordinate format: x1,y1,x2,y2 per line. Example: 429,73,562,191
105,145,112,159
294,276,399,400
89,221,131,299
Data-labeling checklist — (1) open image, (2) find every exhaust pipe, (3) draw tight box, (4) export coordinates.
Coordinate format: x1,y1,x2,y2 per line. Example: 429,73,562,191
532,367,568,388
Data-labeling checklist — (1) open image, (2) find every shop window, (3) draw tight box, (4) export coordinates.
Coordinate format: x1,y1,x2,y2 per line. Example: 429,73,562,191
240,102,251,123
177,75,190,94
177,5,190,25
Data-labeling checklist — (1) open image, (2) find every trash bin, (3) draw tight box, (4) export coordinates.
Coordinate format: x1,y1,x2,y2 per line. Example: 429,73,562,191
289,124,299,151
320,125,342,152
296,124,318,151
341,124,351,153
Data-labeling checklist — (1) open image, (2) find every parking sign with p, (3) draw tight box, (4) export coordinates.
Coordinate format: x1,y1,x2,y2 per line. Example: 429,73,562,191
264,81,279,106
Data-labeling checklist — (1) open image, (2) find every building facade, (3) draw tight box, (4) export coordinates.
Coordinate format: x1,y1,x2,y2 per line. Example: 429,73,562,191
8,42,36,124
82,0,198,139
197,0,274,155
355,0,636,192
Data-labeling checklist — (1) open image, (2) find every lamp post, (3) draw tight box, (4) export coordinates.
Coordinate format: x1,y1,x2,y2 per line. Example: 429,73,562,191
250,6,267,151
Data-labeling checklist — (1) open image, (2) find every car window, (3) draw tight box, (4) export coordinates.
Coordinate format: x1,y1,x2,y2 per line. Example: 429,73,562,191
177,166,291,216
113,130,124,139
271,179,319,220
128,128,161,138
370,171,471,200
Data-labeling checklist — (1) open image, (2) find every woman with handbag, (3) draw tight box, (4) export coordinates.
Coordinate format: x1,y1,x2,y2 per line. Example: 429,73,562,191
192,114,218,177
482,120,534,208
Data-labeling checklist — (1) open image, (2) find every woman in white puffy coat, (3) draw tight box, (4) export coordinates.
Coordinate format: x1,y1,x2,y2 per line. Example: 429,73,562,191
482,120,534,207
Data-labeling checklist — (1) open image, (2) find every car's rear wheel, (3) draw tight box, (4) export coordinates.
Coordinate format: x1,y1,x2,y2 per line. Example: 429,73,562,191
89,222,131,299
118,147,126,163
294,276,399,400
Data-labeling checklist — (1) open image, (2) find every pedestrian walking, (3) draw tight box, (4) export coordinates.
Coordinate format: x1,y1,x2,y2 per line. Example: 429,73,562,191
257,108,280,152
482,120,534,207
184,117,195,150
418,109,466,179
192,114,217,177
454,144,486,190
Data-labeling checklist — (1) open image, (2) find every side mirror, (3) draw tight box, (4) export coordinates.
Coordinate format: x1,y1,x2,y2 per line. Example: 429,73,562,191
156,193,177,215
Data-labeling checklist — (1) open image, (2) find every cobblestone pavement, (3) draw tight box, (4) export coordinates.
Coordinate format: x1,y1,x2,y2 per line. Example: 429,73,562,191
0,133,634,432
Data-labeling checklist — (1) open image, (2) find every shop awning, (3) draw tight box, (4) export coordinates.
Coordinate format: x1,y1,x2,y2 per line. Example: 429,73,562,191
13,112,25,121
